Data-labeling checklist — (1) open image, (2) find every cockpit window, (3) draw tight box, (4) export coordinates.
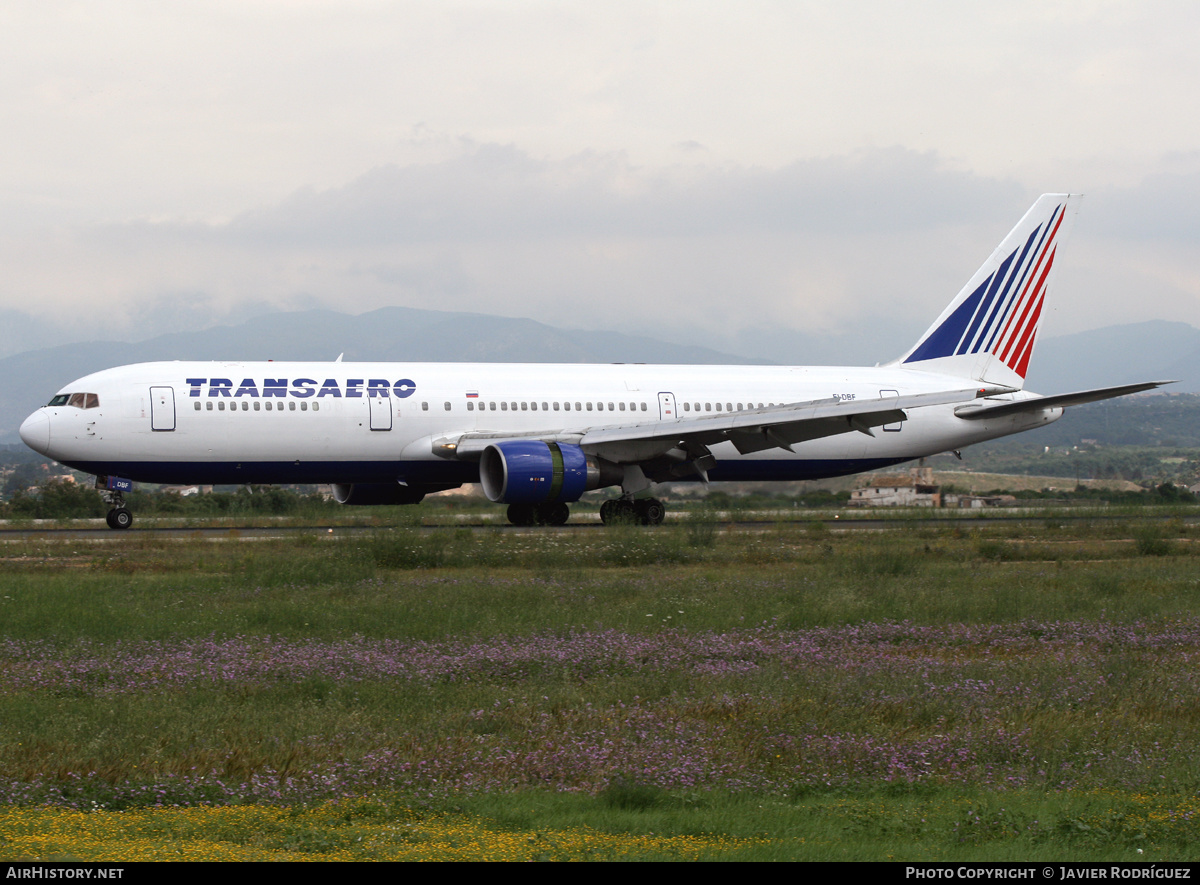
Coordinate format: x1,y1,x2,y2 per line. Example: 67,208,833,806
49,393,100,408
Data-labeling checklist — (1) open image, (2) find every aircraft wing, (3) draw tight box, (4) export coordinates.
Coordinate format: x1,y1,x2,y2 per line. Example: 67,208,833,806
952,381,1175,420
443,386,996,465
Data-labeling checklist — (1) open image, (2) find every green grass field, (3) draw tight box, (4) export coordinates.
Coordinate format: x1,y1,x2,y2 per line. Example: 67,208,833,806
2,513,1199,860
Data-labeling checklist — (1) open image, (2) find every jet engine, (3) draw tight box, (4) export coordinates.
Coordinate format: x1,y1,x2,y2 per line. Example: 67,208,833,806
478,440,620,504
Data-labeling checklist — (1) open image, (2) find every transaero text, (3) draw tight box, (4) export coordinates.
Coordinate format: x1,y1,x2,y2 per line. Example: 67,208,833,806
185,378,417,399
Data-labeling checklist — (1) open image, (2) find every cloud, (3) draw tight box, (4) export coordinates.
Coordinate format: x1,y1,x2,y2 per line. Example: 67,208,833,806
2,143,1197,360
222,142,1021,245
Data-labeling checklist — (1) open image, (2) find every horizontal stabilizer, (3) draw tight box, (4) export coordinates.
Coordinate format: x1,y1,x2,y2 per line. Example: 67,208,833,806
953,381,1175,420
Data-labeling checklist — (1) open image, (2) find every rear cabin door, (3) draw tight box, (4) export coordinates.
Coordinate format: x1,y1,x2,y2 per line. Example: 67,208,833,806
369,391,392,431
150,386,176,431
880,389,901,432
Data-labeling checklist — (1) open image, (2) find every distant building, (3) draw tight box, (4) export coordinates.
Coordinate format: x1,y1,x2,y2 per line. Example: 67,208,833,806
850,468,1020,508
162,485,203,497
849,467,941,507
942,493,1017,509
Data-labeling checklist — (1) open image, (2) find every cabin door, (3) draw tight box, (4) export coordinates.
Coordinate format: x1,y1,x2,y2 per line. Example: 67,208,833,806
880,389,901,432
369,391,393,431
150,386,176,431
657,392,678,421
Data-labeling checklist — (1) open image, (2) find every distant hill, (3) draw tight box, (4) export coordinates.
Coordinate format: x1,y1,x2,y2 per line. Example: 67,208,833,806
4,307,1199,445
0,306,764,443
1023,320,1200,394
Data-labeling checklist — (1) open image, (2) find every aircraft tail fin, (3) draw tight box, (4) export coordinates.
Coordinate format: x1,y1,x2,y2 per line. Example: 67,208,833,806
894,194,1081,389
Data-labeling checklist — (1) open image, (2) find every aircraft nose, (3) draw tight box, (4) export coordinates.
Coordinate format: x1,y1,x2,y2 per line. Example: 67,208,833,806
19,410,51,456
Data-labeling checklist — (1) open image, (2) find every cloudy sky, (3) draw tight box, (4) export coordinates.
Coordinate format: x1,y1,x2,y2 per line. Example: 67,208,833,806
2,1,1199,361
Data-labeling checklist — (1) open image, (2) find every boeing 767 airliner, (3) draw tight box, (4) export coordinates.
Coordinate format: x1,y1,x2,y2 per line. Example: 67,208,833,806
19,194,1169,528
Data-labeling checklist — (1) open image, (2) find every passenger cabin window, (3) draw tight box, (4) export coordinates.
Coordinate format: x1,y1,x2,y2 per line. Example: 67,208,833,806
444,402,451,411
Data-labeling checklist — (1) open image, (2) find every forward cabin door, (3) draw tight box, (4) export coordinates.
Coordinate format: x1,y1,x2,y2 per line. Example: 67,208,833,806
657,392,678,421
369,391,392,431
150,386,176,431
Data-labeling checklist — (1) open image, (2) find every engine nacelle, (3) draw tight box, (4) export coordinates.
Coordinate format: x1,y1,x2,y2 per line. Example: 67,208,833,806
332,482,431,506
479,440,619,504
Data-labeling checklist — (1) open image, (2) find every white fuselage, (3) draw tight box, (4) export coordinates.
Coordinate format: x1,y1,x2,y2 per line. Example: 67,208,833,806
19,359,1061,488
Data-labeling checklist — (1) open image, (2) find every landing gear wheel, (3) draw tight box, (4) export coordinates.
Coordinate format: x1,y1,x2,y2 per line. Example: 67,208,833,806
600,499,637,525
506,503,537,526
106,508,133,530
537,502,570,526
635,498,666,526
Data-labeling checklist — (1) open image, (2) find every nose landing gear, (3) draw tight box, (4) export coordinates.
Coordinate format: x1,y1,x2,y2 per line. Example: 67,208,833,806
105,507,133,530
96,476,134,530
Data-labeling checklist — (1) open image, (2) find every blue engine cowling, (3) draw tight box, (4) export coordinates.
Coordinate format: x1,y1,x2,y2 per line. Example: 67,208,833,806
479,440,593,504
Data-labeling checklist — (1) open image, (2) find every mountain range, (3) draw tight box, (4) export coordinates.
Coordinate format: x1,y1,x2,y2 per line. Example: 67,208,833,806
2,307,1197,444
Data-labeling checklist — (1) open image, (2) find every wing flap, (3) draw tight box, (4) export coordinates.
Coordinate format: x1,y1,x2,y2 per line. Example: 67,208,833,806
442,387,990,462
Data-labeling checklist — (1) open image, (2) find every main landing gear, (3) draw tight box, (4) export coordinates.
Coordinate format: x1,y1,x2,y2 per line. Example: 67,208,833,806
504,497,667,527
506,502,571,527
599,497,666,526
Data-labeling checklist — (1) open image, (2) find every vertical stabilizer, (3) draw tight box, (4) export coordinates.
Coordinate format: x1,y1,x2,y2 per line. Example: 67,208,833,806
895,194,1081,389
